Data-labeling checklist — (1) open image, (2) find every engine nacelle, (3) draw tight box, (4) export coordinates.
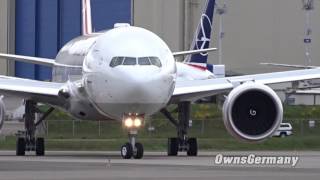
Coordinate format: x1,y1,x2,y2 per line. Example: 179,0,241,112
223,82,283,142
0,98,5,130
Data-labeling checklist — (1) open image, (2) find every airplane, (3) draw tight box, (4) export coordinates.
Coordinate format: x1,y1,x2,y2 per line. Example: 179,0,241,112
1,0,320,159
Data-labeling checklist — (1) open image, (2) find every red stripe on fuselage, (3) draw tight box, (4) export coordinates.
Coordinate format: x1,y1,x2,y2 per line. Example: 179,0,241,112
187,64,207,71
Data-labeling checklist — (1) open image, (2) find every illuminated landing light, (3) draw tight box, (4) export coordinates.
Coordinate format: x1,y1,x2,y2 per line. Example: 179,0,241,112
124,118,133,128
134,118,142,127
123,115,143,129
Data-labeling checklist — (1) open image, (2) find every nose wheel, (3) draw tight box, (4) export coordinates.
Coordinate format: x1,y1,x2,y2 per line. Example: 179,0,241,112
121,143,133,159
120,129,144,159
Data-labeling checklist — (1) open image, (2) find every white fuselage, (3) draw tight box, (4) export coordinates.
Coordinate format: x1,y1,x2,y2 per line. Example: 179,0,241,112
52,26,214,121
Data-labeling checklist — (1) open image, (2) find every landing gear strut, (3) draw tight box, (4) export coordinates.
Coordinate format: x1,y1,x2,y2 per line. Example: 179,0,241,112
120,115,144,159
16,100,54,156
161,102,198,156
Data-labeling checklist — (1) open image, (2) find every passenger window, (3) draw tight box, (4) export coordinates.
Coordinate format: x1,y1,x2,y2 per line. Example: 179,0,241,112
138,57,151,65
110,57,124,67
123,57,137,65
149,57,162,67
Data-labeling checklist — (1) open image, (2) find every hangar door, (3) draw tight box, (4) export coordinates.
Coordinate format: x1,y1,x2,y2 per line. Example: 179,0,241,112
15,0,131,80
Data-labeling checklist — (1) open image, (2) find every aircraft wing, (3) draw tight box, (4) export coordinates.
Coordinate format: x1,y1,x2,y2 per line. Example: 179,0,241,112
0,53,82,68
260,62,317,69
172,48,217,58
0,75,66,106
172,68,320,102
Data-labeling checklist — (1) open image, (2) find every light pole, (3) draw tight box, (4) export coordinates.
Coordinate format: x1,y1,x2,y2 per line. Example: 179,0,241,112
302,0,314,66
216,1,227,65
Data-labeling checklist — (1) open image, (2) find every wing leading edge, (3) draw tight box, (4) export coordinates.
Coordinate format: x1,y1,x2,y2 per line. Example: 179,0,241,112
172,68,320,102
0,76,66,106
0,53,82,68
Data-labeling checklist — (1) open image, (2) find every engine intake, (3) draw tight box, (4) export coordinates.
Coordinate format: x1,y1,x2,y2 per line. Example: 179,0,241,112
223,83,283,142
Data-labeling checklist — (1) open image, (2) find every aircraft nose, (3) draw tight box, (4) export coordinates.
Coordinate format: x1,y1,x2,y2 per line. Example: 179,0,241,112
119,68,161,82
117,69,165,98
84,68,175,119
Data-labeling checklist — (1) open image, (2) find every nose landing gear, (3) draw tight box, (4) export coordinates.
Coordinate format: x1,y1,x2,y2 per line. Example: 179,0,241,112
120,130,144,159
120,115,144,159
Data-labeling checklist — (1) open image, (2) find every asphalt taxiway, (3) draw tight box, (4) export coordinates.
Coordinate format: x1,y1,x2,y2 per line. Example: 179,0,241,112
0,151,319,180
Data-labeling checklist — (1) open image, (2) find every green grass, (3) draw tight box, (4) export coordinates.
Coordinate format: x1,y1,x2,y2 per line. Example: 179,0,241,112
2,136,320,151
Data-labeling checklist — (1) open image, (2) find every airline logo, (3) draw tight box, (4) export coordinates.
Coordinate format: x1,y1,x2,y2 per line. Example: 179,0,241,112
187,0,215,64
196,13,213,56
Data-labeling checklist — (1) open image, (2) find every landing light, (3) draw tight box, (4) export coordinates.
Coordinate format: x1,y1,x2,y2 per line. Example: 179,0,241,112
134,118,142,127
124,117,142,128
124,118,133,127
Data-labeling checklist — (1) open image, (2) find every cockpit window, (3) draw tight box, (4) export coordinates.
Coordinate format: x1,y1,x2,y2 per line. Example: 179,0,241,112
149,57,162,67
109,56,161,67
123,57,137,65
138,57,151,65
110,57,124,67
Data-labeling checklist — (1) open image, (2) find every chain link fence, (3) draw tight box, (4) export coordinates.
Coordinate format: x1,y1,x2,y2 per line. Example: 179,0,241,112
35,118,320,139
2,118,320,151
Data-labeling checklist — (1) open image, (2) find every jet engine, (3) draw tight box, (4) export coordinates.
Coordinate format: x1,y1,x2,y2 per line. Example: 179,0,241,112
0,98,5,130
223,82,283,142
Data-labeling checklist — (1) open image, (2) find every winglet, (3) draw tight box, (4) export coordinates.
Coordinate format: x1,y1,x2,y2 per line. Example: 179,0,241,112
82,0,93,35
